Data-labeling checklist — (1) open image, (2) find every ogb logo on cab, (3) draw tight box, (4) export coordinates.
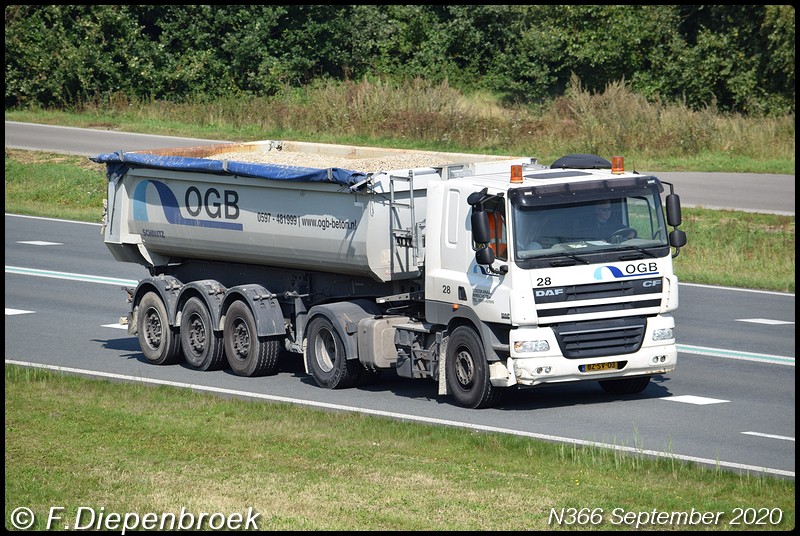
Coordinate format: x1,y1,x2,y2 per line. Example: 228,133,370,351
626,262,658,275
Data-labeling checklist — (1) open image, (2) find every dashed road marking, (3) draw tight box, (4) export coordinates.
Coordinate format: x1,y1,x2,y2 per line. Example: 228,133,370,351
5,308,35,316
736,318,794,325
17,240,63,246
742,431,794,442
661,395,729,405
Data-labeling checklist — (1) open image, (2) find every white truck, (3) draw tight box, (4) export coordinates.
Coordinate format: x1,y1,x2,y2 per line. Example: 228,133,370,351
94,140,687,408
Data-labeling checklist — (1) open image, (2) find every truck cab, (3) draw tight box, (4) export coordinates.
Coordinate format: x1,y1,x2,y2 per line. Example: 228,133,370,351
420,155,686,407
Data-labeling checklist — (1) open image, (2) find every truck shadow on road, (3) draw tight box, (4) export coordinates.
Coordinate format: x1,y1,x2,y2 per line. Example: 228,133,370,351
99,337,673,411
291,362,674,411
97,336,142,354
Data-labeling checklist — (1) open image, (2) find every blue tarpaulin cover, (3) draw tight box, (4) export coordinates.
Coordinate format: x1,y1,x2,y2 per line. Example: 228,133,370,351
91,151,369,187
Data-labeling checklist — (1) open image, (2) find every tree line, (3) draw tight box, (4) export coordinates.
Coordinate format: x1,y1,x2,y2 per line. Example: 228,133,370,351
4,5,795,116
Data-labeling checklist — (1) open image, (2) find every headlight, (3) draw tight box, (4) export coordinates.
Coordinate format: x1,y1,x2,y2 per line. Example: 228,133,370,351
514,340,550,353
652,328,674,341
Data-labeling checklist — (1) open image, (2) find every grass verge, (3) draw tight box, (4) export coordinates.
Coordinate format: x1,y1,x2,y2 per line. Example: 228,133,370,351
5,365,795,531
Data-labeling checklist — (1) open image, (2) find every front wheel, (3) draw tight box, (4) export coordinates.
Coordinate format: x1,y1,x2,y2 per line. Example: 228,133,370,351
223,301,280,377
137,291,181,365
598,376,651,395
305,316,362,389
445,326,503,409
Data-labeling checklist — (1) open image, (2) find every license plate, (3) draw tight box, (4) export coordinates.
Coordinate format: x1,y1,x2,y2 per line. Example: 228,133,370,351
584,361,619,372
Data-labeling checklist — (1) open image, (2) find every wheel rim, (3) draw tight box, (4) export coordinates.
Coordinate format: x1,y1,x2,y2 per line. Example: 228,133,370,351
453,347,475,388
230,317,251,362
187,314,206,357
314,327,336,373
143,306,163,351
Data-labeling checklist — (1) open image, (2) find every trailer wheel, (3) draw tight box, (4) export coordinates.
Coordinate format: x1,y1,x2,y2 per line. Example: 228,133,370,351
180,297,225,371
598,376,651,395
137,291,181,365
445,326,503,409
223,301,280,377
306,316,361,389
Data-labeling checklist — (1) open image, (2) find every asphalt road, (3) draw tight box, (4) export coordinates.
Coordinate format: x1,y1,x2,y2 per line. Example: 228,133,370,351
4,120,795,216
5,214,795,479
4,122,796,480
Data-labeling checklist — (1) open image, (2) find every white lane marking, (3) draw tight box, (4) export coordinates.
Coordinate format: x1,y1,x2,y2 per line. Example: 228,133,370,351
6,264,795,367
678,282,795,298
4,359,794,479
5,308,35,316
103,323,128,330
5,266,137,287
742,431,795,442
6,213,101,226
677,344,794,366
661,395,729,405
17,240,63,246
736,318,794,325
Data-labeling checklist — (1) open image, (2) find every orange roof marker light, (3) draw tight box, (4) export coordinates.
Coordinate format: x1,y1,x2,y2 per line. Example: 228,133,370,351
510,164,523,183
611,156,624,174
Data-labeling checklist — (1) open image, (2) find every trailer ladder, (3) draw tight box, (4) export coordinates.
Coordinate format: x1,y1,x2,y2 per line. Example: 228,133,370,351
389,170,422,277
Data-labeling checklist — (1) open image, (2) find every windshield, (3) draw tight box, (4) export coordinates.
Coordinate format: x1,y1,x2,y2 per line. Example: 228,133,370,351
510,180,670,264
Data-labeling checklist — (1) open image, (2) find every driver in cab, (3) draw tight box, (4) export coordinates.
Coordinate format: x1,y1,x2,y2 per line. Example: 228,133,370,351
588,201,635,242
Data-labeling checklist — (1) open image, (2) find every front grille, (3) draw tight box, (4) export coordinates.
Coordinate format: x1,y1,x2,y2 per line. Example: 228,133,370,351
552,317,647,359
537,299,662,318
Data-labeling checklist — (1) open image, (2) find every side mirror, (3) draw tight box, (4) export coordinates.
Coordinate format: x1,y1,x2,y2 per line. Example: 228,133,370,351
665,193,682,227
670,229,687,249
471,210,491,244
476,246,495,266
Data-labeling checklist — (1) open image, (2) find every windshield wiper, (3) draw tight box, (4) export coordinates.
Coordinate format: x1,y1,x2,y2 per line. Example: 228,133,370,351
617,245,658,259
540,252,590,265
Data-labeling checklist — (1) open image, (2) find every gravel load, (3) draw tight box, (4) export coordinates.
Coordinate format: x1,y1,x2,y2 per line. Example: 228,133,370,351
206,149,468,174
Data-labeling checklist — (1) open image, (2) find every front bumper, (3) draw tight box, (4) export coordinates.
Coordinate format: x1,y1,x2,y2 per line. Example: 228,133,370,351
489,317,677,387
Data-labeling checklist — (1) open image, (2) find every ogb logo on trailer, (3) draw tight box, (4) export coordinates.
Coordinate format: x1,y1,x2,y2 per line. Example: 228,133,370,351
133,179,243,230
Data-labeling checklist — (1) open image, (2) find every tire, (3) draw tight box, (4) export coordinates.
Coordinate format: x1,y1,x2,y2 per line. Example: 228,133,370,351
445,326,504,409
223,301,280,377
180,297,226,371
306,316,362,389
137,291,181,365
598,376,651,395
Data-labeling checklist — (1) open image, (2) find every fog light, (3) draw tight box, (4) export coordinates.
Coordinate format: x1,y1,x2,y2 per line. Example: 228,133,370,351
535,367,552,374
514,340,550,353
652,328,674,341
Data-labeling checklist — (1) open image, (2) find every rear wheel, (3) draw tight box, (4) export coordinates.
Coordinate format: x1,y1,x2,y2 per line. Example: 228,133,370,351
598,376,651,395
180,297,225,371
137,291,181,365
306,316,362,389
223,301,280,376
445,326,503,409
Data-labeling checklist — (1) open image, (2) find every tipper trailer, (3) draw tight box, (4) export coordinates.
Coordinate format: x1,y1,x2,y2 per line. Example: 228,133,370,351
94,141,686,408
